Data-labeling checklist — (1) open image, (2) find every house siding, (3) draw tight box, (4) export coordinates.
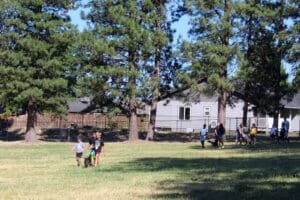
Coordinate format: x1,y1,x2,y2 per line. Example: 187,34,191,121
156,98,222,132
290,114,300,132
155,98,278,133
156,97,300,133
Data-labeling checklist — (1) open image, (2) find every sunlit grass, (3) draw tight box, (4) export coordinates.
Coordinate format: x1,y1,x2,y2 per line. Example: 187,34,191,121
0,140,299,200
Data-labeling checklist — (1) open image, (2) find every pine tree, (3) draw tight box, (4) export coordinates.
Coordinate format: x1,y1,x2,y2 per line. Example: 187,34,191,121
235,0,298,127
234,0,265,126
81,0,177,140
0,0,77,141
82,0,152,140
182,0,237,125
141,0,174,140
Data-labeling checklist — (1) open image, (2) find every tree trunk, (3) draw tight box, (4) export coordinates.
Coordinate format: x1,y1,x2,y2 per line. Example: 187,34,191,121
243,13,253,128
217,0,229,126
129,102,138,141
242,101,248,127
272,0,284,129
25,99,37,142
273,112,279,129
146,3,162,141
146,97,158,141
128,50,139,141
218,91,227,125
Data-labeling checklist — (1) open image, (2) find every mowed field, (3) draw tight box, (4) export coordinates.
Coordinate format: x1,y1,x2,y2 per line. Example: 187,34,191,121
0,140,299,200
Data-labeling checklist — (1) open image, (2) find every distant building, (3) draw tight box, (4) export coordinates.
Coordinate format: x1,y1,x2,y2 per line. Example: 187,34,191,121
68,97,91,113
155,91,300,133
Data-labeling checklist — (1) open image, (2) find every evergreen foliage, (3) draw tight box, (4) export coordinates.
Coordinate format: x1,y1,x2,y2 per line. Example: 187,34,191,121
0,0,78,141
180,0,237,124
80,0,176,140
235,0,299,127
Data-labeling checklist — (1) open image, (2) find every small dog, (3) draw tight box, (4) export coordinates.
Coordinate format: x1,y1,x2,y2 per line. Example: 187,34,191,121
84,156,92,168
208,137,219,147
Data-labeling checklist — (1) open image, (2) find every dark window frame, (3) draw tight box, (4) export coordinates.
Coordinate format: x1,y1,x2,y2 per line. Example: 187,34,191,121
179,106,191,120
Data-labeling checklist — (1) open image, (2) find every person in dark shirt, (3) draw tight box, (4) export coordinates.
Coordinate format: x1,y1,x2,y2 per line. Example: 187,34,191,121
88,131,97,166
215,123,225,148
95,131,104,167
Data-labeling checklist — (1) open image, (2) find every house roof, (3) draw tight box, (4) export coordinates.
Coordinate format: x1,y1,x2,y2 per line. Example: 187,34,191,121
281,93,300,109
68,98,91,113
160,86,300,110
163,87,217,103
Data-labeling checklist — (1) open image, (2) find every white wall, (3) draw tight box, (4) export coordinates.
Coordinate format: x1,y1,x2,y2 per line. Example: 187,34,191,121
155,97,300,133
156,98,219,132
226,101,254,118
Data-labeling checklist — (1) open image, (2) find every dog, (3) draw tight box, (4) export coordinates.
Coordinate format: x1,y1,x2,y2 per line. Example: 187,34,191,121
208,135,219,147
84,156,92,168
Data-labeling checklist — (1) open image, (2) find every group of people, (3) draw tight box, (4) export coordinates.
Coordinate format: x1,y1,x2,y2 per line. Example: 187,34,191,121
235,123,258,145
270,118,290,143
74,131,104,167
199,123,226,148
199,118,290,148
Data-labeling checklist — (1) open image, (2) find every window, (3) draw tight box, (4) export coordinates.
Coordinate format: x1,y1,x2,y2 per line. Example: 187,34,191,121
185,108,190,120
179,107,184,120
179,107,190,120
204,107,210,116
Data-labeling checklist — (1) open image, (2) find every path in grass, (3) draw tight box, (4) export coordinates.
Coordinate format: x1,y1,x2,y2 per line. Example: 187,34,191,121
0,141,299,200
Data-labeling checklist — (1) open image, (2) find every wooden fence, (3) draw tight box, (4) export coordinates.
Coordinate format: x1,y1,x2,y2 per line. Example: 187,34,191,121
8,113,149,131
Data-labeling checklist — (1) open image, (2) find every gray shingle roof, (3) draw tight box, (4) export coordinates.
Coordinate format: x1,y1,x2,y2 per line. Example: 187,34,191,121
68,99,91,113
281,93,300,109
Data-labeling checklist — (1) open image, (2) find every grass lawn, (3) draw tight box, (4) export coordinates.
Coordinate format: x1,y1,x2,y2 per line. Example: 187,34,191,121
0,140,299,200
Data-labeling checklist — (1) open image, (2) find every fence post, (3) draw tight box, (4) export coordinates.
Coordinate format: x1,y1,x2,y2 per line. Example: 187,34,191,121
67,127,70,142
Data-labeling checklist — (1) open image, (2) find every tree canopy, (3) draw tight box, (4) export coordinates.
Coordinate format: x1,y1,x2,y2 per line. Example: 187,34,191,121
0,0,78,141
0,0,299,141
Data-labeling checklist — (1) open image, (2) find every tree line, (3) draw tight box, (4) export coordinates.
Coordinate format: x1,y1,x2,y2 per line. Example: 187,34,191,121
0,0,299,142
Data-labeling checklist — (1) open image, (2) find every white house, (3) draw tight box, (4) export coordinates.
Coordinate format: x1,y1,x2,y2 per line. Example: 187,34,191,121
155,92,300,133
278,93,300,132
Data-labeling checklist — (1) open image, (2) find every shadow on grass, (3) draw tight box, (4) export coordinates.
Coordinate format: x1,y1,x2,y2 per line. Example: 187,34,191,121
40,128,79,142
0,129,25,141
190,139,300,151
100,145,300,200
150,181,300,200
153,132,199,142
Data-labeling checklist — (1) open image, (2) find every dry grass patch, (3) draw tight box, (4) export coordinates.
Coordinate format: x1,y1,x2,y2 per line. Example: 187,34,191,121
0,141,299,200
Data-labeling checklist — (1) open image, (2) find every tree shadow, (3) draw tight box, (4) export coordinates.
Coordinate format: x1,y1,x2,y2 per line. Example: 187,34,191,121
150,181,300,200
153,132,200,142
100,148,300,200
190,140,300,151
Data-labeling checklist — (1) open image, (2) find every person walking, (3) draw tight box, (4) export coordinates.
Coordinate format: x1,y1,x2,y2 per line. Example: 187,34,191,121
282,117,290,143
216,123,225,148
200,124,208,148
242,124,250,145
74,135,84,167
270,124,278,143
235,123,243,145
250,123,257,145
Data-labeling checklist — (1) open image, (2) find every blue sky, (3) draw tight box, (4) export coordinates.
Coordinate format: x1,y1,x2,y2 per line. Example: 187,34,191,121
68,2,190,41
68,3,295,81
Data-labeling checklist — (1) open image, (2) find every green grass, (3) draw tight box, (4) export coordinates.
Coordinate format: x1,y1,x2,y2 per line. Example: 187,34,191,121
0,140,299,200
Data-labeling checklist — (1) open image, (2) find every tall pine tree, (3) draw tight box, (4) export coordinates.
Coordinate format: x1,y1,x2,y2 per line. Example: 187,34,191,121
234,0,265,126
0,0,78,141
141,0,174,140
182,0,237,125
235,0,298,127
81,0,177,140
82,0,153,140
